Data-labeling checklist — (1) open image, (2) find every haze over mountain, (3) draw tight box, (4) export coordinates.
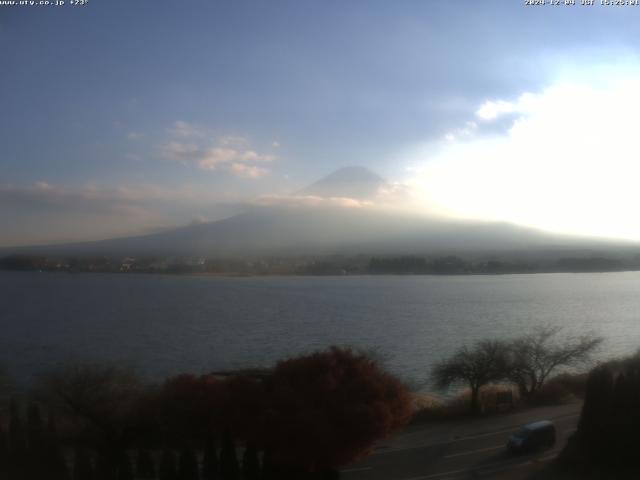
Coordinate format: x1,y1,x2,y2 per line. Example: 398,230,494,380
2,167,636,259
7,4,640,245
300,166,388,200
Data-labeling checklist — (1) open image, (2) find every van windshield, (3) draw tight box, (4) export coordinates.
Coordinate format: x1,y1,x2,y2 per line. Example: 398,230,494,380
513,428,530,439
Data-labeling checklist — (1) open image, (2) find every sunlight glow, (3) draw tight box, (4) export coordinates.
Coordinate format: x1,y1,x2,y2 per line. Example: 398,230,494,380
405,70,640,240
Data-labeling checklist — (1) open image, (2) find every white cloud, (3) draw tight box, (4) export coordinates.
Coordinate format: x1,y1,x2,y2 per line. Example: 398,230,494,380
198,148,275,171
161,122,276,178
476,100,517,120
475,93,538,121
127,131,144,140
443,120,478,142
254,194,373,209
404,71,640,240
228,163,269,179
250,181,420,212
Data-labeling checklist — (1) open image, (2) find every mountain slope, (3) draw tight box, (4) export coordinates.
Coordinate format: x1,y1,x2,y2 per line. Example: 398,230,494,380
0,206,613,258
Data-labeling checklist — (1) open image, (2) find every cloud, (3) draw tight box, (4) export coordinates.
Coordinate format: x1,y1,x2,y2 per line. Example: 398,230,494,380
249,180,420,212
404,69,640,240
198,148,275,171
476,100,517,121
0,182,243,246
475,93,539,121
254,194,373,209
170,120,206,138
127,131,144,140
161,122,276,178
228,163,269,179
0,174,417,246
442,121,478,143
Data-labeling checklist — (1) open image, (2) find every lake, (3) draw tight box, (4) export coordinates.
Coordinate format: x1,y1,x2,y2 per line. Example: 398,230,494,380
1,271,639,387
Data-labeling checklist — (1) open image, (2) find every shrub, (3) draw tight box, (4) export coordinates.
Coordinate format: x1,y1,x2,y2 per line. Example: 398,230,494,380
411,394,446,424
547,373,588,398
446,384,519,416
531,381,573,405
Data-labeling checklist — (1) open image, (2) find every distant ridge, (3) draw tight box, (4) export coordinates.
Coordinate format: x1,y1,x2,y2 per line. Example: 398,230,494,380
1,166,634,258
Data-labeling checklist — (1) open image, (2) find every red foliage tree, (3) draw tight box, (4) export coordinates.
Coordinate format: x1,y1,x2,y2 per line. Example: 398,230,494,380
222,375,266,445
263,346,412,471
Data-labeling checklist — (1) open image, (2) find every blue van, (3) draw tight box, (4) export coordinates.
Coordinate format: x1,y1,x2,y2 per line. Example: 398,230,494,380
506,420,556,453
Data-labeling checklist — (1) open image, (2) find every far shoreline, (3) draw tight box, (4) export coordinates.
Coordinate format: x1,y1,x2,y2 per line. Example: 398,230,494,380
3,268,640,278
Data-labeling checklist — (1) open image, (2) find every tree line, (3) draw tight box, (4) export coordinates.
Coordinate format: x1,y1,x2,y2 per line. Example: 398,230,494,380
3,253,640,276
0,401,252,480
0,330,607,478
0,347,413,480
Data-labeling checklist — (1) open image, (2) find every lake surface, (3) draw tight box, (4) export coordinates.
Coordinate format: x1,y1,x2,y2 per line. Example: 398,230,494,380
1,271,640,387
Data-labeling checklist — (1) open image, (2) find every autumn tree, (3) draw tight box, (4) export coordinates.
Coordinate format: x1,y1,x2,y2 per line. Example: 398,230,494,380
222,374,266,445
432,340,508,414
157,374,225,445
158,449,178,480
242,443,260,480
27,403,46,455
37,364,144,473
0,423,7,476
201,436,219,480
45,412,69,480
9,399,26,456
505,326,602,400
117,452,134,480
8,399,27,476
178,448,198,480
26,402,50,479
0,366,13,404
73,447,94,480
135,449,156,479
219,429,239,480
264,346,412,473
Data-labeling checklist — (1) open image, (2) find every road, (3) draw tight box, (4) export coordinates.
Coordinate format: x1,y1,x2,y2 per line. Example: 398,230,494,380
341,403,581,480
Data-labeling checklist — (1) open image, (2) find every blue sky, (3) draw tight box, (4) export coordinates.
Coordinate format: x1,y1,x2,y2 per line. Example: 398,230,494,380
2,1,640,245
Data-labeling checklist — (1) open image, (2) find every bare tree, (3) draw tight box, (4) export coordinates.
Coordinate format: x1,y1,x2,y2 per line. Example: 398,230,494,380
431,340,508,414
36,363,144,458
505,326,602,401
